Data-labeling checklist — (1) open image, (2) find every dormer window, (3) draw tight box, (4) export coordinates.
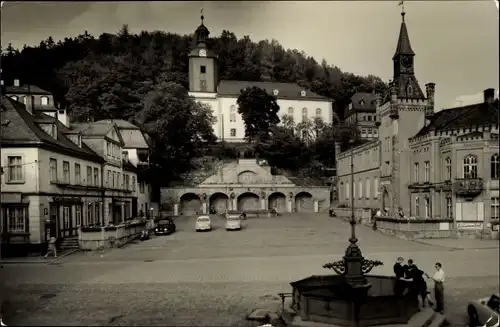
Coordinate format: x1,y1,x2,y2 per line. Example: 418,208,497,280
39,123,57,139
301,90,307,97
41,96,49,106
407,85,413,95
360,100,365,106
273,89,279,96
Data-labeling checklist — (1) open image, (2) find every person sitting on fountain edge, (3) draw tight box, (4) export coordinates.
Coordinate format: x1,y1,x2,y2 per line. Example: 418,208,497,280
393,257,409,296
405,259,434,308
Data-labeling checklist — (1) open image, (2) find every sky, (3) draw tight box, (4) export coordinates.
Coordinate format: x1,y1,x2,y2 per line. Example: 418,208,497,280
1,1,498,110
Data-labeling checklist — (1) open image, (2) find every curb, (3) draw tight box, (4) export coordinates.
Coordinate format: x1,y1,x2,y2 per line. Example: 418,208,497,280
410,239,499,251
1,248,79,265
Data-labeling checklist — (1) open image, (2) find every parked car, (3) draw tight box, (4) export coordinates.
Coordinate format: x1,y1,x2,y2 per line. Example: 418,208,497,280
155,218,176,235
195,216,212,232
468,293,499,327
226,215,242,231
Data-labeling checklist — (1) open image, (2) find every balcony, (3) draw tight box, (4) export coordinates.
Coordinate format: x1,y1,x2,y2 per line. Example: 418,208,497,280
454,178,484,198
52,179,104,191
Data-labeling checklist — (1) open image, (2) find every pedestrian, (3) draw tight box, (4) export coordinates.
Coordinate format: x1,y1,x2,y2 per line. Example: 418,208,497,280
393,257,409,296
406,259,433,308
426,262,445,314
44,236,57,259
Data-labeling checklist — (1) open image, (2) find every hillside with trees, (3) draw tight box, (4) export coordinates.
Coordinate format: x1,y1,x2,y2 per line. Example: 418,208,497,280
1,25,387,186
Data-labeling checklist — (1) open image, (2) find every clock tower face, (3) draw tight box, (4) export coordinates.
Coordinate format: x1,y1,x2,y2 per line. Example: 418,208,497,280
199,49,207,57
400,55,413,71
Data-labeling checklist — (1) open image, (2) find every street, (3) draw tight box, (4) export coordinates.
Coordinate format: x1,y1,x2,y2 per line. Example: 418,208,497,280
1,214,499,326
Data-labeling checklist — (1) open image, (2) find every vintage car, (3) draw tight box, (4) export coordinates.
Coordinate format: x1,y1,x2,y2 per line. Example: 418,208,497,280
154,218,176,235
225,215,242,231
468,293,499,327
195,215,212,232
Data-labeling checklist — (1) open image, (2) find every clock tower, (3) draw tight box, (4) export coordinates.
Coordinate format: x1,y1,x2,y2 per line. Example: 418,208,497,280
392,10,425,100
188,13,218,93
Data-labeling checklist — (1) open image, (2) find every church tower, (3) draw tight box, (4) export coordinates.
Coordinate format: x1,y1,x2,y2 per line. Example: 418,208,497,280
188,13,218,93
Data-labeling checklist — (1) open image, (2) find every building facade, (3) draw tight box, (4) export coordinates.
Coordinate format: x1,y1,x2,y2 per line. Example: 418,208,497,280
335,10,499,236
1,85,157,254
344,92,379,140
187,15,334,143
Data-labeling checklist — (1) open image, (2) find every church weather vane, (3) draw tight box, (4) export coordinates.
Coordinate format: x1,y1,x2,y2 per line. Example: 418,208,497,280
201,8,204,24
398,1,405,19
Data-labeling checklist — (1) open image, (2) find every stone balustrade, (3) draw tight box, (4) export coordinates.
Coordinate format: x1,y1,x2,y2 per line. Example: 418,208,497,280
78,219,154,251
374,217,453,239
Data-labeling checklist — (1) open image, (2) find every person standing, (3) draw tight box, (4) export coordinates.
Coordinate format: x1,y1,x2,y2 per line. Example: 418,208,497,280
393,257,408,295
427,262,445,314
406,259,433,308
44,236,57,259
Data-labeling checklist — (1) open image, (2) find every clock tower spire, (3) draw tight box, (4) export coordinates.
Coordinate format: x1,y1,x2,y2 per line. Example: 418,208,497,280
188,10,218,93
392,5,425,100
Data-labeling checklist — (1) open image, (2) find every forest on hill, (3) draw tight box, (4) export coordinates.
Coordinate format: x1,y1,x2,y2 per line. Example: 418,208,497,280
1,25,387,186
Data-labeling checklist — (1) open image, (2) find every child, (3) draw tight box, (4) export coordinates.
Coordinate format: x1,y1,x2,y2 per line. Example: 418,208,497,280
44,236,57,258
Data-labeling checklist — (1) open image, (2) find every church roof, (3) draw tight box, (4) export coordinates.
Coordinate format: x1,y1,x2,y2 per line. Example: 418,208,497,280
393,12,415,59
5,84,52,95
217,80,330,101
415,99,499,136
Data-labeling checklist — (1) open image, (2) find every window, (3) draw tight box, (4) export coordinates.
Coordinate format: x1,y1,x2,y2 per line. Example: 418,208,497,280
301,90,306,96
6,207,27,232
273,89,279,96
361,129,367,137
424,197,430,218
374,178,379,198
87,203,93,226
93,168,99,187
230,128,236,137
415,197,420,217
367,115,372,121
62,161,70,183
445,157,452,180
413,163,419,183
315,108,321,116
200,79,207,92
140,181,145,193
346,182,350,199
49,158,57,182
10,95,18,101
463,155,478,178
446,196,453,219
86,166,92,186
200,65,206,74
358,179,363,199
424,161,430,182
106,141,111,156
373,129,378,137
41,96,49,106
491,154,499,179
75,205,82,227
125,175,130,190
360,100,365,106
492,197,499,220
365,178,371,198
107,171,111,187
112,172,116,188
7,156,23,182
132,176,136,191
302,108,307,122
75,163,81,184
95,203,100,225
229,105,236,122
288,107,294,115
118,173,122,188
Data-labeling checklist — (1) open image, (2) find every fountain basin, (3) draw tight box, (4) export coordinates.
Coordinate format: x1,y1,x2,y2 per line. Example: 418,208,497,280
289,274,419,326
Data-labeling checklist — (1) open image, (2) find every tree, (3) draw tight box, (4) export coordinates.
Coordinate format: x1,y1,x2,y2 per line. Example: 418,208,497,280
134,81,216,185
237,86,280,149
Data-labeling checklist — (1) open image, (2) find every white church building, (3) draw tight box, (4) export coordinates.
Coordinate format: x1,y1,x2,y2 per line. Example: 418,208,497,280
187,15,334,143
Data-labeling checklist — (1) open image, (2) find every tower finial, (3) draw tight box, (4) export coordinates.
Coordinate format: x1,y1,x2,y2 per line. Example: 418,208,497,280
200,8,204,24
398,1,405,21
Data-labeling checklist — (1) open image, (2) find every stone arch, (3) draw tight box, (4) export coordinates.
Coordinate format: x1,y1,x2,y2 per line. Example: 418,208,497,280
295,191,314,213
381,185,392,212
237,192,260,211
209,192,229,214
179,193,202,216
238,170,257,184
268,192,286,212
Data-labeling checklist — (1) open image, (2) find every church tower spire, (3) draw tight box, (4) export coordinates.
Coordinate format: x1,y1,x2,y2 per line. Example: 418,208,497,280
392,4,425,100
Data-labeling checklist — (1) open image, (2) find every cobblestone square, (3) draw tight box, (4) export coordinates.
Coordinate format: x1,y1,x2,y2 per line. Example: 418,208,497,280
1,214,499,326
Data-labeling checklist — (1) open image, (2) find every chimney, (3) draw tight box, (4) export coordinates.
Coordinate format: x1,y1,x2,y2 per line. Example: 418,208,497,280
484,88,495,104
425,83,436,119
13,79,20,87
25,94,34,115
57,107,71,128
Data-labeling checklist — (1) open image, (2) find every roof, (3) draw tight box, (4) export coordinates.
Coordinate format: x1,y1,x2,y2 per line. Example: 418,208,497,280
217,80,330,101
118,129,149,149
393,13,415,59
345,92,377,116
5,84,52,95
287,176,325,187
96,119,139,129
72,122,114,137
415,99,499,137
0,96,103,162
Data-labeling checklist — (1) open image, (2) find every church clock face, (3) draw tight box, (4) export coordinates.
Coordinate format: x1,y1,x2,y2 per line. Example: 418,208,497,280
199,49,207,57
401,56,412,69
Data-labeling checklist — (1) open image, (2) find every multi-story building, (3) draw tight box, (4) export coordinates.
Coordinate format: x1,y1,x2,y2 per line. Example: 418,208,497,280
344,92,379,140
335,9,499,237
1,83,156,255
187,14,334,143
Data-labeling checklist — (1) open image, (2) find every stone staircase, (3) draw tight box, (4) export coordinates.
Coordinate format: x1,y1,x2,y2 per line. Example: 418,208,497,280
59,236,80,251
